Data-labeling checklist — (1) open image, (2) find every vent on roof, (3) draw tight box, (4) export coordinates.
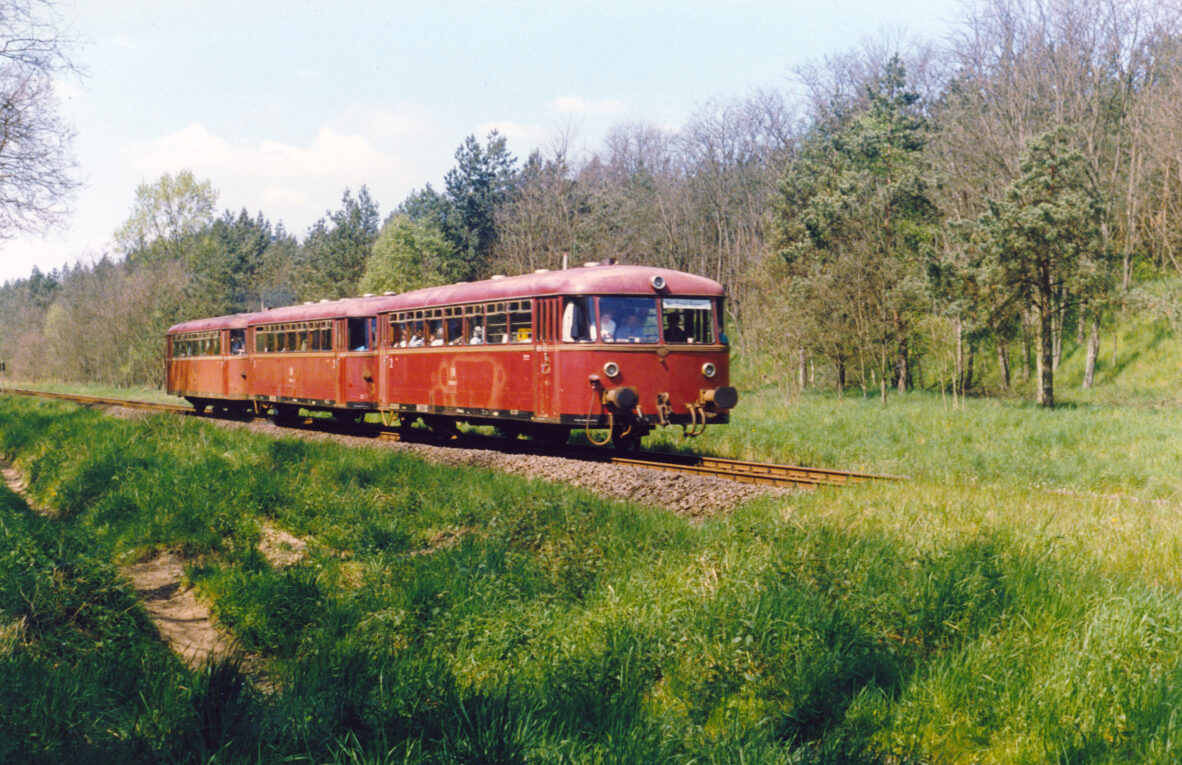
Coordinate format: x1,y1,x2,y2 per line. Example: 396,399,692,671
491,274,506,280
383,291,396,296
534,269,550,274
583,262,599,268
362,293,374,297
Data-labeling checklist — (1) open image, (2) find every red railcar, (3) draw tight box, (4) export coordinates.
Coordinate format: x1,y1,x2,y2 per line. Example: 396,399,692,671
166,311,257,414
166,264,737,447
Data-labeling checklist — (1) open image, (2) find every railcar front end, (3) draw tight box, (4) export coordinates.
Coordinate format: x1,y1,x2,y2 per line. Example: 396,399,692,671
374,264,738,448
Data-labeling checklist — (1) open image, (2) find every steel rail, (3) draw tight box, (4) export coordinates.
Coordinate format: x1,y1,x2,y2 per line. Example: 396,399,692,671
0,387,904,489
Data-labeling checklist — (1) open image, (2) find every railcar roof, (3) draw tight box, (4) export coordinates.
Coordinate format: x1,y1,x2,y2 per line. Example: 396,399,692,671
167,312,259,334
383,264,723,311
168,265,723,333
245,294,393,325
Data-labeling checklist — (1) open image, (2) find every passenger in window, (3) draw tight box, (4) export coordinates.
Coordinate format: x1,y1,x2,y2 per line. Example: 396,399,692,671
408,328,424,347
470,325,484,344
600,310,616,342
447,318,464,345
664,313,688,343
429,321,444,346
618,312,645,342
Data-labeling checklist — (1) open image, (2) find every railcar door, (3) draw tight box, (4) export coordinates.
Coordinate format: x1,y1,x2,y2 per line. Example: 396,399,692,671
534,297,561,420
225,329,249,399
338,317,378,406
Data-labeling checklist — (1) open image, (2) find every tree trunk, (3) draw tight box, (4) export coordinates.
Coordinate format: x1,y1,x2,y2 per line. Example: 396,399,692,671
895,314,908,394
955,318,964,395
1082,314,1100,389
963,342,976,393
1051,302,1063,372
1038,284,1055,408
996,337,1011,391
1021,312,1033,381
797,348,808,391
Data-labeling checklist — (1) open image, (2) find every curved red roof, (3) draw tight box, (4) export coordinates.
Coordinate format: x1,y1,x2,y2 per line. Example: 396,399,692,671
382,264,723,312
168,312,259,334
167,265,723,334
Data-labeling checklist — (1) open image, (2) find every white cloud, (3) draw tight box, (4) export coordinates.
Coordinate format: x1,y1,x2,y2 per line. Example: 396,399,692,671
122,112,440,232
551,96,628,117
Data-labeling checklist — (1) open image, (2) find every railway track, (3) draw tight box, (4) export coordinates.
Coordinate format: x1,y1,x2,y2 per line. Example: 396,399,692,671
0,387,903,490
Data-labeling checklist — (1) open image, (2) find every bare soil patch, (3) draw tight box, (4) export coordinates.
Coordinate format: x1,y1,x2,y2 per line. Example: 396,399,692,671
121,552,234,669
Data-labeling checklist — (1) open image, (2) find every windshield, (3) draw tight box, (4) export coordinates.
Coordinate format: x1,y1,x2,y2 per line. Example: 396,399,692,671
661,298,714,344
598,297,659,343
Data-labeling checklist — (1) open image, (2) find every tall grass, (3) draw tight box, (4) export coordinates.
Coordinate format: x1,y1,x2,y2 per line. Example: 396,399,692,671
5,394,1182,761
649,388,1182,503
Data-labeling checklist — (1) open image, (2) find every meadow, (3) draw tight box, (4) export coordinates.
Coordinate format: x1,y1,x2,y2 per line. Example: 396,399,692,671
1,320,1181,762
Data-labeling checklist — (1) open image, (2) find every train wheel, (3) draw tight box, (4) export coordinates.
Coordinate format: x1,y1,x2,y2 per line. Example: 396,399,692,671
333,410,365,426
424,416,459,440
273,404,301,425
528,425,570,449
494,423,526,441
186,397,208,415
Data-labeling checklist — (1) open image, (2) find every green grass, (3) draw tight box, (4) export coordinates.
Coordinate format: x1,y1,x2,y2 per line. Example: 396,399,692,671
0,378,180,406
647,388,1182,500
4,385,1182,761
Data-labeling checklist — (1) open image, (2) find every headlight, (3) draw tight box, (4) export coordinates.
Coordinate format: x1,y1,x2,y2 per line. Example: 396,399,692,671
701,362,716,378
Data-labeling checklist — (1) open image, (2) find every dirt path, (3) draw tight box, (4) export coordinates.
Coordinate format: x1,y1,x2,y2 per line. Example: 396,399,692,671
0,456,304,669
121,551,235,668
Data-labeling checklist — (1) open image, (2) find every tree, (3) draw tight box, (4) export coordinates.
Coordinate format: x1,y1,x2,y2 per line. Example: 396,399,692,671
442,131,517,280
933,0,1181,389
359,214,451,294
299,187,380,300
114,170,218,263
490,146,580,275
185,208,272,316
0,0,79,239
772,55,939,394
974,127,1105,408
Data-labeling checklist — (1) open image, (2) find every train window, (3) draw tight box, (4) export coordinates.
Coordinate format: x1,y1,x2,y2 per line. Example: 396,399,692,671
465,304,484,344
486,303,508,344
386,316,403,347
347,317,375,351
446,316,465,345
509,300,532,343
562,296,596,342
230,330,246,354
598,297,658,343
661,298,714,344
173,331,221,357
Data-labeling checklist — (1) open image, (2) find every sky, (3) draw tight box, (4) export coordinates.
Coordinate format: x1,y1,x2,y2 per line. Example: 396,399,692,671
0,0,956,284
